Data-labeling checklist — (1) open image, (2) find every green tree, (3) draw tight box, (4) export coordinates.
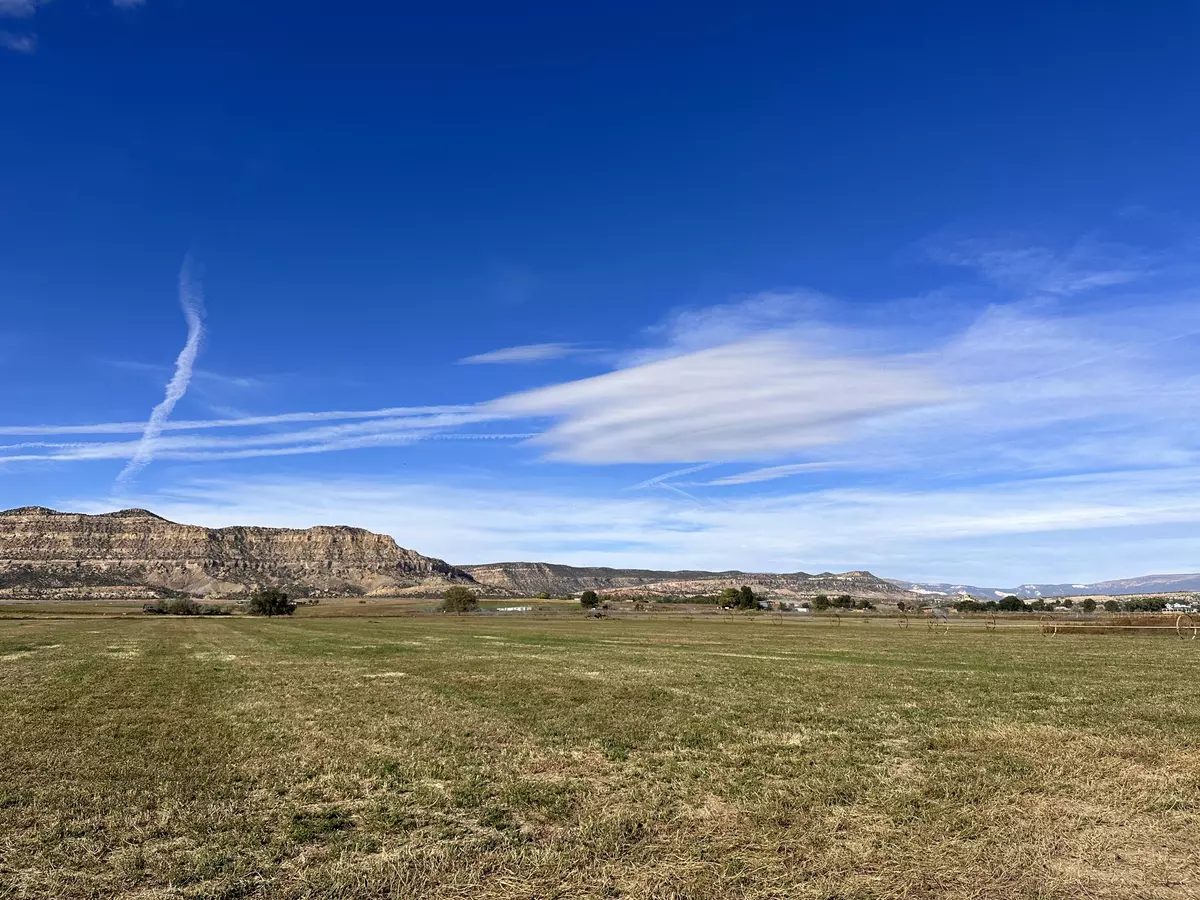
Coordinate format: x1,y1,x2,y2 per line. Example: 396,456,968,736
441,586,479,614
812,594,831,611
996,595,1025,612
1126,596,1167,612
580,590,599,609
896,600,907,612
246,588,296,617
1082,597,1097,613
739,585,756,609
1103,599,1121,613
1062,598,1074,609
719,587,742,608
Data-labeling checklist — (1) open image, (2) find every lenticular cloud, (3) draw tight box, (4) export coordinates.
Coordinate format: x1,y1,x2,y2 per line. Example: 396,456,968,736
116,258,206,484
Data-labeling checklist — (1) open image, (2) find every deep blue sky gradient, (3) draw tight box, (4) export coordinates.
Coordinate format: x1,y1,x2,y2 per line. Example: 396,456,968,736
2,1,1199,581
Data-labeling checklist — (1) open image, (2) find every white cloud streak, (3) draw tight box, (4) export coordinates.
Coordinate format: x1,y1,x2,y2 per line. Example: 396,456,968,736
0,405,479,436
704,462,838,486
116,259,206,485
459,343,584,364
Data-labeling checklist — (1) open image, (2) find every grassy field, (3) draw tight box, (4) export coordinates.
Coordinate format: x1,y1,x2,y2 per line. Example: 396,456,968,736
1,610,1198,899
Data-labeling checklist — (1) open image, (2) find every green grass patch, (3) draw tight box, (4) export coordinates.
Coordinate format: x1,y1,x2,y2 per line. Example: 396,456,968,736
1,615,1198,897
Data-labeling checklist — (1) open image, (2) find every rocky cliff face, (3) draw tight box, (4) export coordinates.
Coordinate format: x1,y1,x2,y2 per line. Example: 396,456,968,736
460,561,916,603
0,507,473,599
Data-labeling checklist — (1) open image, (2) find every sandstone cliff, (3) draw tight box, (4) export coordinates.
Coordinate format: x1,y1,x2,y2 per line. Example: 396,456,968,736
459,561,916,603
0,507,474,599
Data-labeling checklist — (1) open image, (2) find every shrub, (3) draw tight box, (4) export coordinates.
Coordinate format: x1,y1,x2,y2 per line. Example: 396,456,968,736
1082,598,1097,613
1126,596,1167,612
1103,599,1120,612
145,597,230,616
247,588,296,617
579,590,599,609
896,600,907,612
996,595,1026,612
813,594,830,611
165,597,201,616
441,586,478,614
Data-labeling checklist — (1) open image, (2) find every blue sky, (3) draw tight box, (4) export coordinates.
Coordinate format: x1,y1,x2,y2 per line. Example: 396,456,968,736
3,1,1200,583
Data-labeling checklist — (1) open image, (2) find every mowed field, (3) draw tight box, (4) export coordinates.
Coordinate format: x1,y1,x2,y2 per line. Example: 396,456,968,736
2,611,1199,899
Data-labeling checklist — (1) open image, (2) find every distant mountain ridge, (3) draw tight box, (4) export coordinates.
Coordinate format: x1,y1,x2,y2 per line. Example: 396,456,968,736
5,505,1194,603
0,506,473,599
887,574,1200,599
459,561,913,601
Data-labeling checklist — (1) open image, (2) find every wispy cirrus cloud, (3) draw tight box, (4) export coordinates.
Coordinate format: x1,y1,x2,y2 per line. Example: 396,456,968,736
0,0,147,53
6,233,1200,502
488,336,950,463
459,343,587,364
923,234,1155,297
0,28,34,51
703,462,838,486
0,0,41,18
103,359,271,391
0,405,477,437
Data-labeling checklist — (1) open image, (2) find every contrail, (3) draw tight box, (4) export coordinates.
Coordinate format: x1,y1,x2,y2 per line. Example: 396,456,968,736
116,257,206,484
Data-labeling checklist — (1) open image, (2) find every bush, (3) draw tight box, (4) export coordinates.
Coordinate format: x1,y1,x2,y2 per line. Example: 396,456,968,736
246,588,296,617
145,597,231,616
1103,599,1120,612
441,586,478,613
813,594,830,611
534,592,550,600
996,595,1026,612
165,597,201,616
1126,596,1168,612
579,590,599,609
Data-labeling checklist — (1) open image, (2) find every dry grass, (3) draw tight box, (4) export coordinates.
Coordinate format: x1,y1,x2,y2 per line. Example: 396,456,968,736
1,611,1198,898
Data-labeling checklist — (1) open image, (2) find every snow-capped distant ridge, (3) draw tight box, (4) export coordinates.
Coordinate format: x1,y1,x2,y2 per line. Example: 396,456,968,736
886,573,1200,599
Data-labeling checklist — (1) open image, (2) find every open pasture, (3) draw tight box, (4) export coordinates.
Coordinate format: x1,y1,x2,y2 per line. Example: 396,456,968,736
1,612,1198,899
